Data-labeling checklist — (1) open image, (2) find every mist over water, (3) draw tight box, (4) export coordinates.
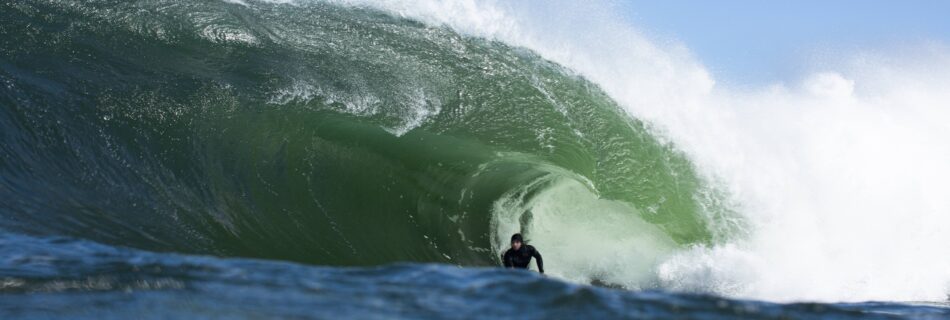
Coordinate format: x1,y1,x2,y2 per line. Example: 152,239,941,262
338,0,950,302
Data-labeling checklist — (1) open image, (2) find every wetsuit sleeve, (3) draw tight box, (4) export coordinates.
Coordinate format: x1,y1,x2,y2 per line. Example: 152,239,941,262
531,247,543,273
502,251,512,268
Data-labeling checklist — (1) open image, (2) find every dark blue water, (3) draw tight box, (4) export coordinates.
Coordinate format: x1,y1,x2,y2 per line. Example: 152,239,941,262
0,234,946,319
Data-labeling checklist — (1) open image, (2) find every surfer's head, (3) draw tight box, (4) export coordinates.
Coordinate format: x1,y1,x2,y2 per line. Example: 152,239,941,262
510,233,523,250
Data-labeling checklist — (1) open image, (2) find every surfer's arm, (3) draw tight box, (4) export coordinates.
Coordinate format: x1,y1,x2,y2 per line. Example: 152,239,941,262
531,247,543,273
502,252,512,268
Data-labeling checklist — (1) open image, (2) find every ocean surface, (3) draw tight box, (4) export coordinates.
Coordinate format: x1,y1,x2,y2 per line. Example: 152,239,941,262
2,234,949,319
2,0,949,319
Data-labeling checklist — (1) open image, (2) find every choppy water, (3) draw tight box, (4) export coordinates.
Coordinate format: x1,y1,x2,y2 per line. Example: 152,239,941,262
2,234,948,319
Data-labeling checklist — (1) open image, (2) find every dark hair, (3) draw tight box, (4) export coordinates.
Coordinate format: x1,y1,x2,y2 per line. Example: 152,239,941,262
510,233,524,243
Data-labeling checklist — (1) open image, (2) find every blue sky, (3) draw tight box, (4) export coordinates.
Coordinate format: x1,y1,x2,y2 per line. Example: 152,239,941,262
622,1,950,85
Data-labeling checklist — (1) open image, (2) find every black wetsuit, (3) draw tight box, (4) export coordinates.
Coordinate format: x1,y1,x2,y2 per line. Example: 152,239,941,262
502,245,544,273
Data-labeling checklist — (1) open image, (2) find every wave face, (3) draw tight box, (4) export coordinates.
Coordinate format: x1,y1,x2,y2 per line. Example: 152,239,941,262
0,0,732,289
7,0,950,304
382,0,950,303
340,0,950,302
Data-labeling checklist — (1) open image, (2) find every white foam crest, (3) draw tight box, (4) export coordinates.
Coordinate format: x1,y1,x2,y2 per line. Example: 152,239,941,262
664,51,950,301
309,0,950,302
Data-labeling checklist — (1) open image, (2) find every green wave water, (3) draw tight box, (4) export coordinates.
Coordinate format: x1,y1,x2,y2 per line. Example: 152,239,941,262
0,0,737,288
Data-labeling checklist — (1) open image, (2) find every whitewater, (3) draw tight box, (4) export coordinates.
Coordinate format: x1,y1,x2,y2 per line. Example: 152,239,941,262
323,0,950,302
